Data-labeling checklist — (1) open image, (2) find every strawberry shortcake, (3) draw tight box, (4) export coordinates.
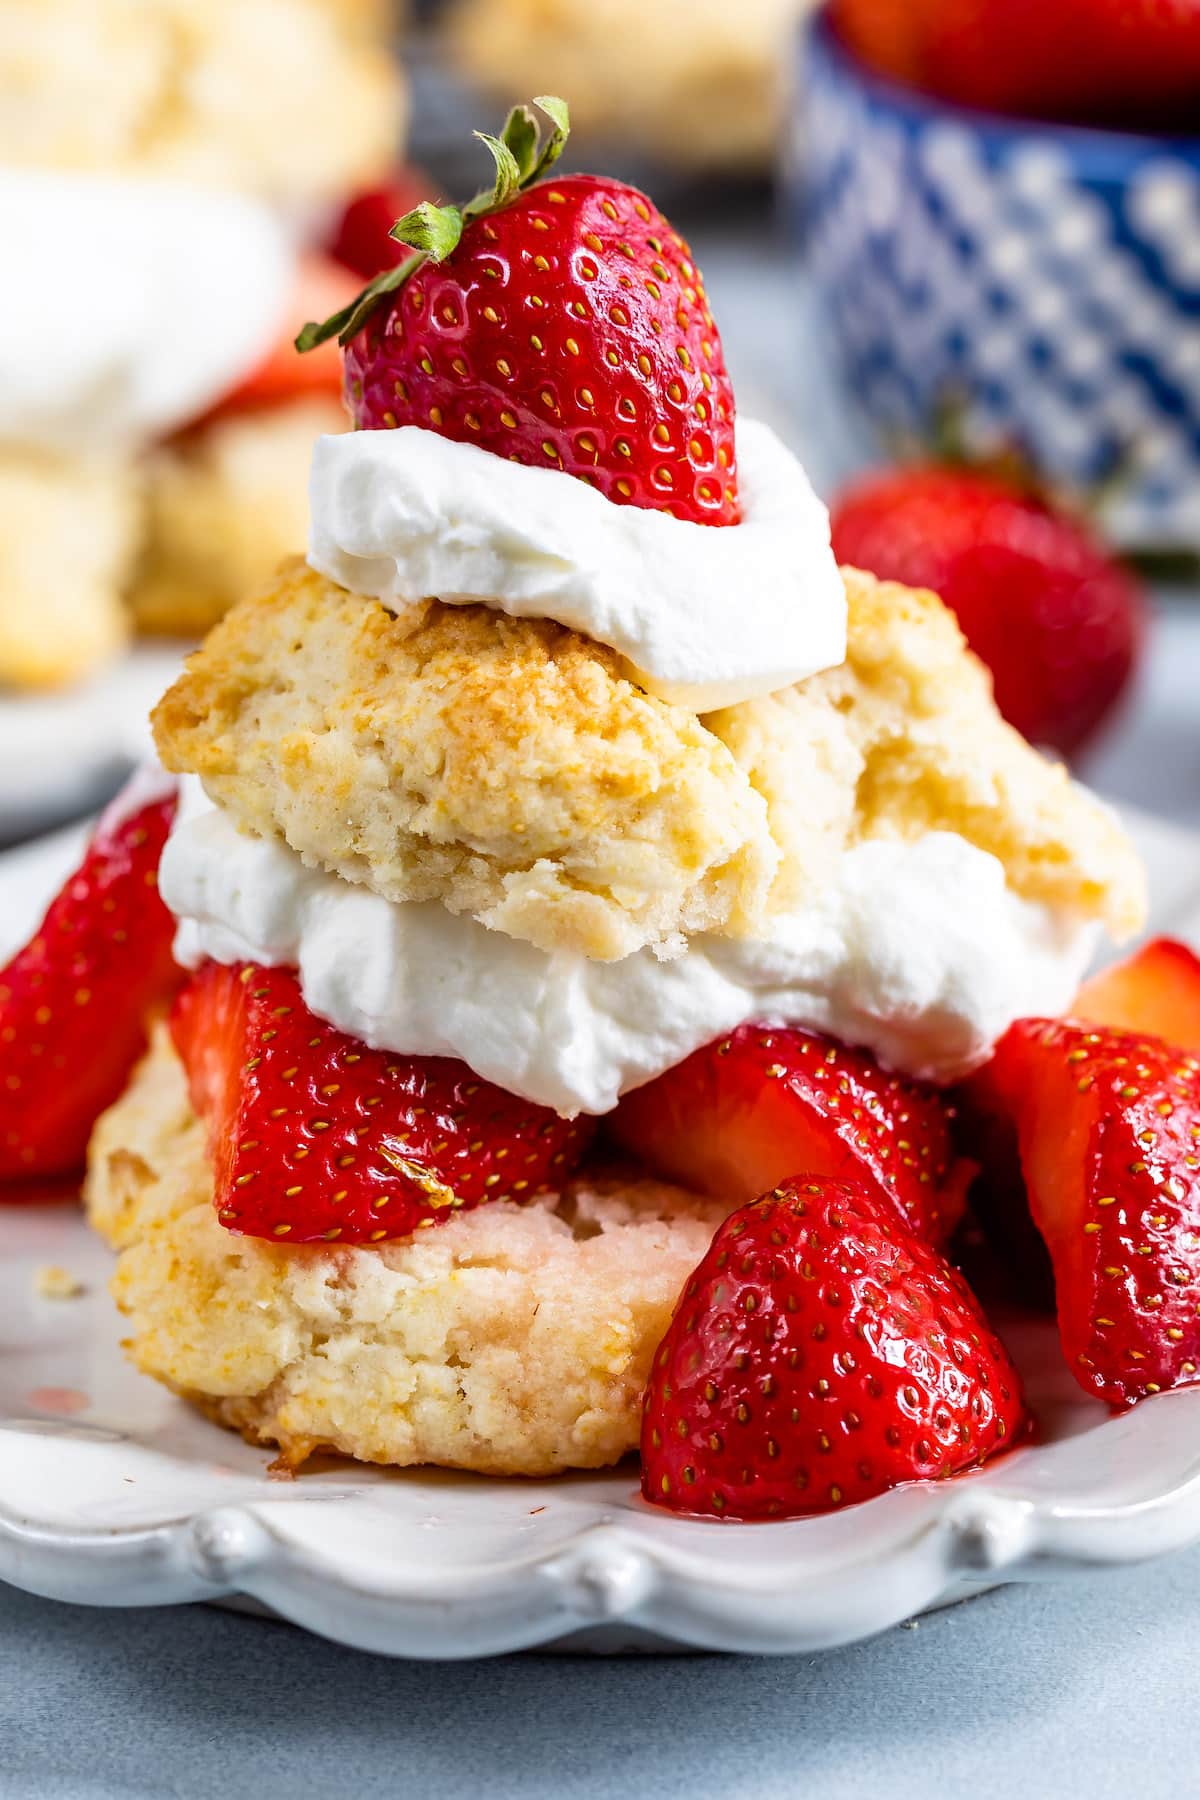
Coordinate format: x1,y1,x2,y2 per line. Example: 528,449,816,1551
9,100,1200,1520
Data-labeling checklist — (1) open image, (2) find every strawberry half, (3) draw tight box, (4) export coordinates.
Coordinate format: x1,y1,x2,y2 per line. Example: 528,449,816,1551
298,97,738,526
0,779,180,1181
642,1176,1025,1520
170,962,595,1243
612,1024,972,1250
970,1019,1200,1406
1073,938,1200,1051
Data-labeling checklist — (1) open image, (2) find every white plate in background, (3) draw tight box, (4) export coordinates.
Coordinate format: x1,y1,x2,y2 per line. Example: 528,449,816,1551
0,645,186,845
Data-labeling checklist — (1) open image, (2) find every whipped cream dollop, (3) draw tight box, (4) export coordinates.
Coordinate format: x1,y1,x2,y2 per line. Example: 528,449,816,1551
0,169,294,453
162,800,1098,1116
306,418,847,709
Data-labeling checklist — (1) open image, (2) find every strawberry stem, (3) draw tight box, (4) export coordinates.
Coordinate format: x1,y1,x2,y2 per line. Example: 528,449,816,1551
296,94,571,353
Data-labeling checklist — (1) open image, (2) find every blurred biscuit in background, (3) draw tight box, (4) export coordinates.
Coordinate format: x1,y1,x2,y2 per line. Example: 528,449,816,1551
0,0,405,208
445,0,808,174
130,396,348,639
0,451,141,688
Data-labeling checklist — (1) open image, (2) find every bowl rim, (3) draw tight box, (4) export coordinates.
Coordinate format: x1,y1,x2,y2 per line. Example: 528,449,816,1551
806,5,1200,160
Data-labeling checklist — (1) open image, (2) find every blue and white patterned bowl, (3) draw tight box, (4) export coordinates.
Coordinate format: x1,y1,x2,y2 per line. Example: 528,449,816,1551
793,11,1200,551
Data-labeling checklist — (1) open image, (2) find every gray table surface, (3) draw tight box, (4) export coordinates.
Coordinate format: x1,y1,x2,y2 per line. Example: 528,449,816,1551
4,231,1200,1800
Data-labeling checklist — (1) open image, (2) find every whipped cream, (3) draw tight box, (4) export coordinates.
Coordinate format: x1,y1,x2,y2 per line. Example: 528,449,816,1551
162,800,1098,1116
306,419,847,709
0,170,294,453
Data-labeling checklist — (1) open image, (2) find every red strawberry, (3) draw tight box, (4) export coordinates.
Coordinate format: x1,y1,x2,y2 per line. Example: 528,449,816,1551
329,169,435,278
0,780,180,1181
642,1176,1025,1519
829,465,1144,759
170,961,595,1243
612,1024,972,1250
1074,938,1200,1051
214,254,360,418
970,1018,1200,1406
298,97,738,525
831,0,1200,131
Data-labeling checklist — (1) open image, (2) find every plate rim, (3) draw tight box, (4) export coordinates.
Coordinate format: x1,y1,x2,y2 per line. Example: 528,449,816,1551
2,799,1200,1658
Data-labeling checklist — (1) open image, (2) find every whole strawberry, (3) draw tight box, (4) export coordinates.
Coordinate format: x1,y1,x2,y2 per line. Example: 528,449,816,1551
0,778,180,1181
642,1176,1025,1520
830,465,1143,759
299,97,739,525
832,0,1200,132
970,1018,1200,1407
171,961,595,1243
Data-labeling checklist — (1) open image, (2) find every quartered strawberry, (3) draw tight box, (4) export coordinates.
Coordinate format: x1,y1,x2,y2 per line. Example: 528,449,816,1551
971,1018,1200,1406
0,778,180,1181
1073,938,1200,1050
612,1024,972,1250
642,1176,1025,1519
170,961,595,1243
298,96,739,525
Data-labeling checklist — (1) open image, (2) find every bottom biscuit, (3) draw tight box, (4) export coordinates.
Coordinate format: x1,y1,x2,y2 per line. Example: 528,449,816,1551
86,1029,731,1476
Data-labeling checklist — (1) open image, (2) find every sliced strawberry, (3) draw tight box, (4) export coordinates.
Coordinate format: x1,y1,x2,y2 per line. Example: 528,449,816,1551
642,1175,1025,1520
300,98,739,526
971,1019,1200,1406
215,254,360,416
612,1024,972,1250
1073,938,1200,1050
170,962,595,1243
0,781,180,1181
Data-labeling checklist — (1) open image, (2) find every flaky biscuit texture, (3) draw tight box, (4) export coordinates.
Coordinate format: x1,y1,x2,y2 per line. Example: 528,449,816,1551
155,561,1145,956
86,1030,729,1476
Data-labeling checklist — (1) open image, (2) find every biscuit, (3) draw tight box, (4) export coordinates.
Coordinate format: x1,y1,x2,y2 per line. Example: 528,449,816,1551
152,559,779,960
446,0,804,172
0,0,403,207
0,449,139,688
86,1030,729,1476
154,560,1145,957
130,396,347,638
707,567,1145,940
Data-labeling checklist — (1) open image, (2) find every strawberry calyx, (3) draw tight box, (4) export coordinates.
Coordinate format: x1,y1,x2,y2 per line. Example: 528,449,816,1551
296,95,570,353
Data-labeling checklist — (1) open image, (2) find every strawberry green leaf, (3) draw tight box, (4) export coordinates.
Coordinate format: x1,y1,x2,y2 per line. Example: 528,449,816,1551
388,199,465,261
294,251,422,351
295,93,571,353
531,95,570,179
500,103,540,182
467,133,523,216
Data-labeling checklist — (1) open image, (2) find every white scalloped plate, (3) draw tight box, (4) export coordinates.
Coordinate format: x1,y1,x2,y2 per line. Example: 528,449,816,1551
2,805,1200,1658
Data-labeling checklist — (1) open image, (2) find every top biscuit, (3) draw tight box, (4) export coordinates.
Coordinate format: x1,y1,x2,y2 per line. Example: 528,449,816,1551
153,558,1146,961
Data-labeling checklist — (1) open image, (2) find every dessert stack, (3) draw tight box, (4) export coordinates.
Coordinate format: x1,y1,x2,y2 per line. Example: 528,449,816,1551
4,100,1199,1523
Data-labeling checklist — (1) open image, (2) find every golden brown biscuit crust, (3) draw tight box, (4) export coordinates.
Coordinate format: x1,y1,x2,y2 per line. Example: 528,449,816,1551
85,1031,729,1476
708,567,1145,939
154,559,1145,955
153,558,778,959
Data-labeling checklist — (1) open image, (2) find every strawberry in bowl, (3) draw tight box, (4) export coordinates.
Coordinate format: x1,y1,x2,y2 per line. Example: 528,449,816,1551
0,96,1157,1510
